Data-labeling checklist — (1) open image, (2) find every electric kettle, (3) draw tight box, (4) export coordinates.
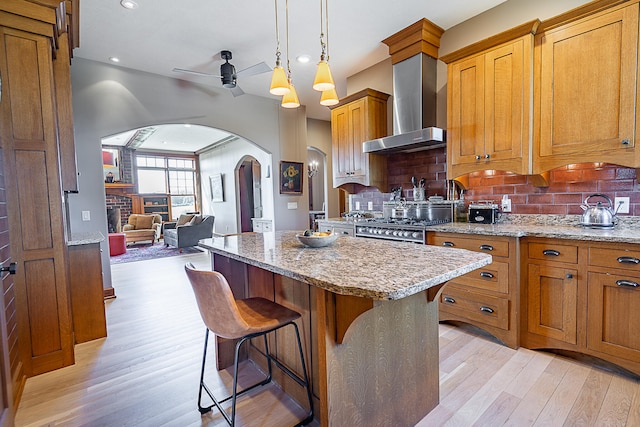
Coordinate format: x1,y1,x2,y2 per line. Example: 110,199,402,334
579,193,619,228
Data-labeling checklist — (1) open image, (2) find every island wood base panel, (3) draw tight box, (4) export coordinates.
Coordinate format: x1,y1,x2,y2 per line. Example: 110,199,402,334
317,288,440,426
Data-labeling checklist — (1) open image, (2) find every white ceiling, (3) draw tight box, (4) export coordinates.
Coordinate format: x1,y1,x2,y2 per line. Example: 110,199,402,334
87,0,507,152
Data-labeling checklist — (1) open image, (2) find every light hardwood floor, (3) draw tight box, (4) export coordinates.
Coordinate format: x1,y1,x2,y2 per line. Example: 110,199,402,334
14,251,640,426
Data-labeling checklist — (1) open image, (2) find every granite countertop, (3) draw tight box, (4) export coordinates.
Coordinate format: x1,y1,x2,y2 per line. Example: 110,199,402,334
320,215,640,244
198,230,492,301
68,232,105,246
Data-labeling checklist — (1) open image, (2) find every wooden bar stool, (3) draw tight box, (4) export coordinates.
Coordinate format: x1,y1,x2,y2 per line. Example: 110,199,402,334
184,263,314,426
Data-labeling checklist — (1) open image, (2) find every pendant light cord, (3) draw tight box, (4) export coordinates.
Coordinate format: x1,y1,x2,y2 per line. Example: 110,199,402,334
274,0,282,65
286,0,291,78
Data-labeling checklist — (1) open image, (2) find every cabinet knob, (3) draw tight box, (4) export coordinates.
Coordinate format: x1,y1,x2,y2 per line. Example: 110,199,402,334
566,273,573,279
622,139,630,145
475,155,481,160
484,154,490,159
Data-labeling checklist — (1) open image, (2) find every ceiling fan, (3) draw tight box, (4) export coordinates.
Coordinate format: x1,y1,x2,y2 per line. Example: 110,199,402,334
173,50,271,97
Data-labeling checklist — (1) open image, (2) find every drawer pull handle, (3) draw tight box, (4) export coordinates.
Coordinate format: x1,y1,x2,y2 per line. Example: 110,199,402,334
617,256,640,265
443,296,456,304
442,241,455,247
479,244,494,251
542,249,560,256
480,271,494,279
616,279,639,288
480,306,494,314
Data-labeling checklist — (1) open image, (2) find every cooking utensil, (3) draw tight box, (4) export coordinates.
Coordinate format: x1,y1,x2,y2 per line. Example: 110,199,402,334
419,178,425,188
580,193,619,228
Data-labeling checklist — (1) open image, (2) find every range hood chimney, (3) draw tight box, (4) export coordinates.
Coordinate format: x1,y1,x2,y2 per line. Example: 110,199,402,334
363,19,445,154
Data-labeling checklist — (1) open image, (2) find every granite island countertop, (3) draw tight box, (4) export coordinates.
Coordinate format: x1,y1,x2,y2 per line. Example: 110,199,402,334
68,232,105,246
198,230,492,301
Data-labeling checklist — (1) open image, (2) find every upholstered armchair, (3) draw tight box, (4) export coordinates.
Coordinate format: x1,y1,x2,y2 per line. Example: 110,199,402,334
122,214,162,245
163,214,214,252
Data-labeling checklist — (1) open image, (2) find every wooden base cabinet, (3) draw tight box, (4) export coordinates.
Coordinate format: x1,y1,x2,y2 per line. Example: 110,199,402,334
428,232,519,349
522,238,640,376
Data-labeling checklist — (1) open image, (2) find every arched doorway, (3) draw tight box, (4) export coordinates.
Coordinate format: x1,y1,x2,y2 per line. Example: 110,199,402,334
237,157,262,233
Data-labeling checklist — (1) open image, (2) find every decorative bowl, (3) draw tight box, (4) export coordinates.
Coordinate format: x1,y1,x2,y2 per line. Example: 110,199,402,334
295,231,338,248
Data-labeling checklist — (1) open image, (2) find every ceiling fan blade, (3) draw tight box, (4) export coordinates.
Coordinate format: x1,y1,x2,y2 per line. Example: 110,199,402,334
229,85,245,97
236,61,272,78
172,67,222,78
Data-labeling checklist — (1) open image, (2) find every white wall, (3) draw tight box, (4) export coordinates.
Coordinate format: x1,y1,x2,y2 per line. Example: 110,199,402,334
69,58,306,289
199,140,274,234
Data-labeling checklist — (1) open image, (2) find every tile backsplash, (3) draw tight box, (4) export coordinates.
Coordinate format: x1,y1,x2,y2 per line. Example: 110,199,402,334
348,147,640,216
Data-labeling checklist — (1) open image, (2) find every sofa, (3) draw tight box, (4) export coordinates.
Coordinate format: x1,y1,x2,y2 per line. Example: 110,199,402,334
163,214,214,252
122,214,162,245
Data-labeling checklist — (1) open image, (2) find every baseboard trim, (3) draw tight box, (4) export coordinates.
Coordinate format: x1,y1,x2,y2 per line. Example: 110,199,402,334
103,287,116,299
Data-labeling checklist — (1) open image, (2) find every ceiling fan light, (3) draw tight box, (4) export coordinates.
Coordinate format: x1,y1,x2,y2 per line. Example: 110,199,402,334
281,83,300,108
320,87,339,106
313,60,335,91
270,66,290,95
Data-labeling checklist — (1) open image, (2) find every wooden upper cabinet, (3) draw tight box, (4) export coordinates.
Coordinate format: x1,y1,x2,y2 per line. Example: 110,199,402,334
534,2,640,172
442,21,538,180
329,89,389,192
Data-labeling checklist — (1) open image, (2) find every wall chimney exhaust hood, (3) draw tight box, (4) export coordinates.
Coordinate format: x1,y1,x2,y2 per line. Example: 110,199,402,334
363,19,445,154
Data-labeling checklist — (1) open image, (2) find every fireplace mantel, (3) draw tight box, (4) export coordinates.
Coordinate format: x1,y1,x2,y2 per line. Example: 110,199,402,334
105,183,135,196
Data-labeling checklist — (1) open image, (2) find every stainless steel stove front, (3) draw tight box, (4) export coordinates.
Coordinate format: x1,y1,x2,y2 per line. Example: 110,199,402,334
355,223,427,244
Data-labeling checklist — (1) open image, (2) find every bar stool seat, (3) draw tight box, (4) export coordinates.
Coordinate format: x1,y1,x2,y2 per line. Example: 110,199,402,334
184,263,314,426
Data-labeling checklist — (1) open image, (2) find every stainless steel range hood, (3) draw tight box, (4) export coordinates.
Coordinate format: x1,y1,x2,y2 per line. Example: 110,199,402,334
363,53,445,154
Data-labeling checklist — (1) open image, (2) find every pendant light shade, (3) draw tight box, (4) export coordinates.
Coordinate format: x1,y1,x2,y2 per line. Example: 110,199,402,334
270,65,290,95
281,81,300,108
320,87,339,106
270,0,290,96
313,60,335,92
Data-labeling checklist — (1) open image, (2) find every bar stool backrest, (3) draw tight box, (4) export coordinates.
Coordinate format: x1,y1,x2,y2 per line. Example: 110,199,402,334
185,263,251,339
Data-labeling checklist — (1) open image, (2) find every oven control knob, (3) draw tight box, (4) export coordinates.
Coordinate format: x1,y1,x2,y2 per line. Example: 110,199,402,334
392,231,398,236
404,231,410,237
385,230,392,236
412,232,420,238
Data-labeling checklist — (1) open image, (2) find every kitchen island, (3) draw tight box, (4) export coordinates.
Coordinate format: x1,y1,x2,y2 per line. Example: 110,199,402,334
199,231,492,426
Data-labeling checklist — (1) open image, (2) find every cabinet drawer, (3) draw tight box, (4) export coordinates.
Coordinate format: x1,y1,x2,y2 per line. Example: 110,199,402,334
430,234,510,258
439,285,509,330
453,260,510,295
589,246,640,272
528,242,578,264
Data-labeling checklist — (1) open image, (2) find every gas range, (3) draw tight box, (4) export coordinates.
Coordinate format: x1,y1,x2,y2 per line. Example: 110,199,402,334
354,218,451,244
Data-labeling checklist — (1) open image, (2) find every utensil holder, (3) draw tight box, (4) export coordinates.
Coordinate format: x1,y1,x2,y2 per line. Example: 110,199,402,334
414,187,425,201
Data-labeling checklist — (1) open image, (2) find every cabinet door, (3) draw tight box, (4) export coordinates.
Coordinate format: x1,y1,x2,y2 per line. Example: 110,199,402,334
536,4,639,169
0,26,74,376
448,55,485,167
483,40,525,165
527,263,578,344
587,272,640,362
331,98,366,181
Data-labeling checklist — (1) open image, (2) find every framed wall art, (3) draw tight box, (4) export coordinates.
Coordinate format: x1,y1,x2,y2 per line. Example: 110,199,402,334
210,173,224,202
280,161,303,195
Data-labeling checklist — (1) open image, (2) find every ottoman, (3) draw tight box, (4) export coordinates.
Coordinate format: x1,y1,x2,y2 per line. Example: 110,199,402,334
108,233,127,256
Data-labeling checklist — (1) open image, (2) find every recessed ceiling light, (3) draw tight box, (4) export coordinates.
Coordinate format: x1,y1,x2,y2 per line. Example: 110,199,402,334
120,0,138,9
109,57,120,63
296,55,311,64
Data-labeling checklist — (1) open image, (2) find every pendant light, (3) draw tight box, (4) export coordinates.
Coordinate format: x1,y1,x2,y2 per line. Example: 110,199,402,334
320,87,339,106
269,0,290,96
312,0,335,92
281,0,299,108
